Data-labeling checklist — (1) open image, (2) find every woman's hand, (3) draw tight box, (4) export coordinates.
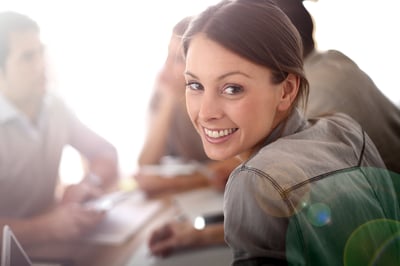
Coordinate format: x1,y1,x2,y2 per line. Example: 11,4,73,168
149,220,202,257
134,173,173,197
148,220,225,257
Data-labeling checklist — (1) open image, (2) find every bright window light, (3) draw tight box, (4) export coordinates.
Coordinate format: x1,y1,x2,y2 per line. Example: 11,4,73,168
2,0,399,184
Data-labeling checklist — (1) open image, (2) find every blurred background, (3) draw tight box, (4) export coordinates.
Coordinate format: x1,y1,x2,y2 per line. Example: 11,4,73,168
1,0,399,183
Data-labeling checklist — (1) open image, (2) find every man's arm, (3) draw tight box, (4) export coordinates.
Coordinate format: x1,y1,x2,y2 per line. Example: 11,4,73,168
0,204,105,247
67,111,119,188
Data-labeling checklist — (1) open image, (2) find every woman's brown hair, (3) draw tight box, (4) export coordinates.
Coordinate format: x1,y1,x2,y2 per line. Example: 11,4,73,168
183,0,309,110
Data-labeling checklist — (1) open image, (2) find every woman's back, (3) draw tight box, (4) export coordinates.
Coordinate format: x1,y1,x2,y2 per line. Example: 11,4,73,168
224,110,400,265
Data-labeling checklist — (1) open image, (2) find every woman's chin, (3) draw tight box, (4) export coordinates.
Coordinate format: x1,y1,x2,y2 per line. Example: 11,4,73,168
205,149,235,162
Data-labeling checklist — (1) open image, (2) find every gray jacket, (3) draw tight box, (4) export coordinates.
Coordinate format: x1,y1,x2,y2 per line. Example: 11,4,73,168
224,109,400,265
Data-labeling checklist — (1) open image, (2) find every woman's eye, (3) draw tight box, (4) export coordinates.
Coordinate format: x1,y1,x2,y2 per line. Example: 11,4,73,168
223,85,243,95
186,82,203,91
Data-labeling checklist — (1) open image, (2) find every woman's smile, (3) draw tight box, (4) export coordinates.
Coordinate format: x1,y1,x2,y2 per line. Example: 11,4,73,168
202,127,238,144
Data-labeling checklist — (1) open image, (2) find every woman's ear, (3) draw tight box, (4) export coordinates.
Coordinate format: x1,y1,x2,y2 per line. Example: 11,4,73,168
277,73,300,112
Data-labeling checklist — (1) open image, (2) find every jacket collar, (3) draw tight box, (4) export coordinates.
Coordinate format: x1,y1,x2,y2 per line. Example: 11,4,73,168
262,108,307,147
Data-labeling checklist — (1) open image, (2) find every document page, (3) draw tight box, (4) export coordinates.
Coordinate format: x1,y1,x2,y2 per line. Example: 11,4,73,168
84,191,163,245
126,241,232,266
172,187,224,223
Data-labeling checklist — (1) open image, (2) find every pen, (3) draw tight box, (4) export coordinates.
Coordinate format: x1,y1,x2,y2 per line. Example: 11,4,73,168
194,212,224,230
203,212,224,225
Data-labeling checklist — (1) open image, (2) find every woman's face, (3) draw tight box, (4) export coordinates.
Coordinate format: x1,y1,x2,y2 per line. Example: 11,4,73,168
185,34,296,161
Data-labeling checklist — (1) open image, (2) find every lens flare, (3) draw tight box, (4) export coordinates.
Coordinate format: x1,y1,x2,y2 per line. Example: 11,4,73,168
306,203,331,227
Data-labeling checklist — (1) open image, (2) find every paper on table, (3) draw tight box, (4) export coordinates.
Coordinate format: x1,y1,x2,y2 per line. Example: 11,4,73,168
126,240,232,266
84,191,163,245
125,187,229,266
172,187,224,224
139,157,214,179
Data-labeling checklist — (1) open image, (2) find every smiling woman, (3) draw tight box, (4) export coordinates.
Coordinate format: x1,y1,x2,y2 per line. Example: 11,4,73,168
1,0,398,184
181,0,400,264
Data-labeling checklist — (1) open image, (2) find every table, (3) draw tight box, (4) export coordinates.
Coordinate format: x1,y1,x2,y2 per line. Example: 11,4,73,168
25,192,232,266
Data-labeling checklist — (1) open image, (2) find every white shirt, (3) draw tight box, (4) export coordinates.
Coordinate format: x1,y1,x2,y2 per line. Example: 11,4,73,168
0,93,116,217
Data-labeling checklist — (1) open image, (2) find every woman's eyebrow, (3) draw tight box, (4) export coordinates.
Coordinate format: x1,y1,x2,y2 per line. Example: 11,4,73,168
184,70,251,80
184,71,198,79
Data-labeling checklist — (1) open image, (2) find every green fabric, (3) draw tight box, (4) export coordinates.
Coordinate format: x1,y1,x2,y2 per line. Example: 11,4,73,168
286,167,400,266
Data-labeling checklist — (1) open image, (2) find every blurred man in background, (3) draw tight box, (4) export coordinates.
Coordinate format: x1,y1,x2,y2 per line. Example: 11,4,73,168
0,11,119,247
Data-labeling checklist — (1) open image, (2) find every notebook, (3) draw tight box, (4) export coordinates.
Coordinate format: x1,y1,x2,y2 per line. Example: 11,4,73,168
172,187,224,224
1,225,32,266
1,225,65,266
126,240,232,266
83,190,163,244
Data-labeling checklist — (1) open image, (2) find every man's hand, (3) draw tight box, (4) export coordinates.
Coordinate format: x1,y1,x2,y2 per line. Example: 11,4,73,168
61,182,103,204
33,203,105,242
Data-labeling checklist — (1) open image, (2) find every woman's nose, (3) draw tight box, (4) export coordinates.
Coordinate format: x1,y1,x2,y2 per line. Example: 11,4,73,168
198,89,223,121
